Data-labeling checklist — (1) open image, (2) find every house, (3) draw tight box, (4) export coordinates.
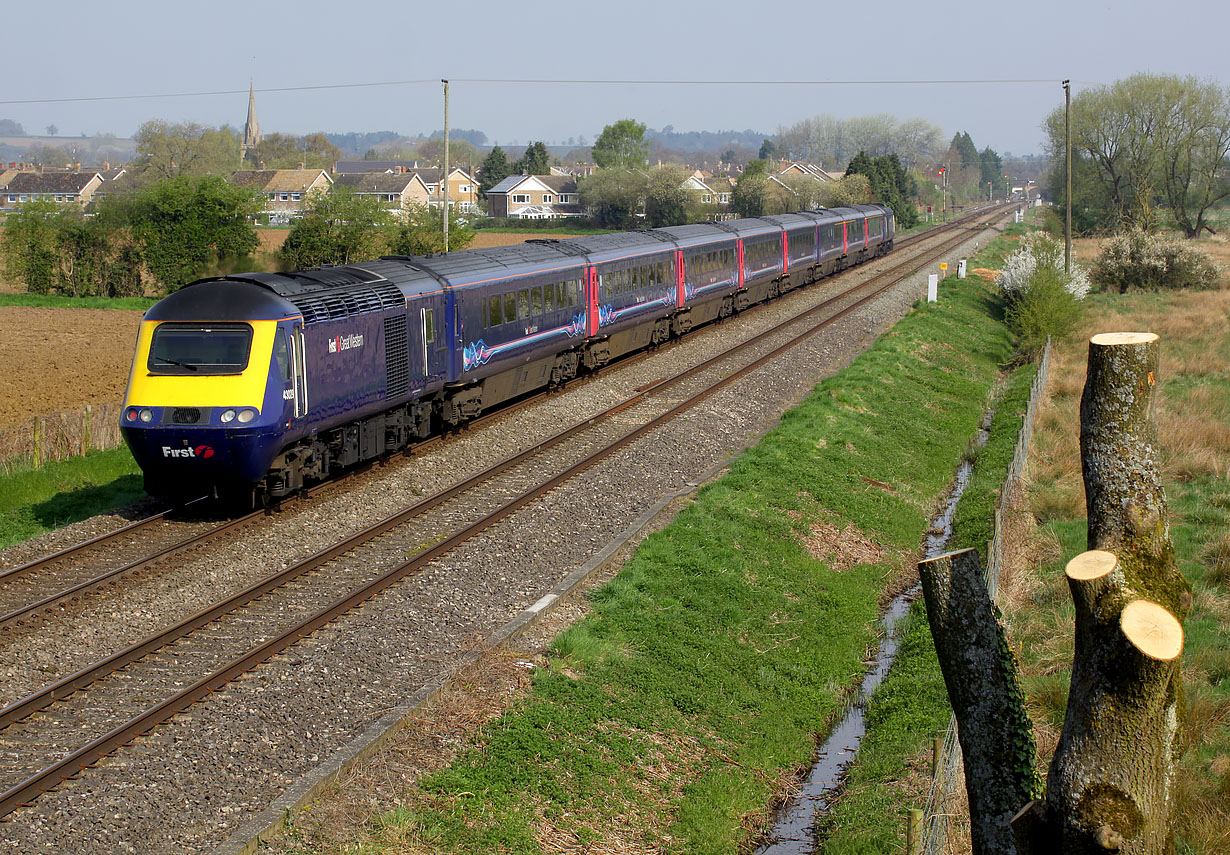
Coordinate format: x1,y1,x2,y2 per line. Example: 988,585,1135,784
485,175,581,219
1,170,103,209
231,169,333,218
406,166,480,213
333,162,479,212
683,172,733,207
333,171,432,213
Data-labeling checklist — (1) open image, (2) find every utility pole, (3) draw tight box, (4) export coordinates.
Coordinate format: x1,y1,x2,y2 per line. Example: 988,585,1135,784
442,79,450,253
1063,79,1072,274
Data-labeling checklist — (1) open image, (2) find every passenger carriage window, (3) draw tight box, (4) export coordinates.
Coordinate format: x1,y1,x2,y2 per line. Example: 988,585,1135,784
544,284,555,312
567,280,578,306
532,286,543,315
504,292,516,324
489,294,502,327
517,289,530,320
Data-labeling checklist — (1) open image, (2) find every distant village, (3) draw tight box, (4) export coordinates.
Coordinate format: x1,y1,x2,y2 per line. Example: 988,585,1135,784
0,89,850,223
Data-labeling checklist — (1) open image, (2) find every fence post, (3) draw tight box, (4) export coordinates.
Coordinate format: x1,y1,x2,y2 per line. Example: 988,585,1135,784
32,416,41,466
907,809,924,855
84,404,92,454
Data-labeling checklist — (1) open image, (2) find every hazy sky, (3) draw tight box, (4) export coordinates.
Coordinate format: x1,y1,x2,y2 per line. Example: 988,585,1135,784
5,0,1227,163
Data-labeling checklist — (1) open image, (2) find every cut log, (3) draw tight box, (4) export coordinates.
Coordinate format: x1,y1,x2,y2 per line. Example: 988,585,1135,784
1039,330,1188,854
919,547,1040,855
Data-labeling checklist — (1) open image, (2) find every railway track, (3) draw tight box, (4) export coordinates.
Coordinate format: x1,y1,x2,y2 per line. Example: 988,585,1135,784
0,208,992,637
0,205,1007,818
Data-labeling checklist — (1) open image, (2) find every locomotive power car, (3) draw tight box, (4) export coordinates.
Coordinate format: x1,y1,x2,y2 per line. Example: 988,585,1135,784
120,204,894,504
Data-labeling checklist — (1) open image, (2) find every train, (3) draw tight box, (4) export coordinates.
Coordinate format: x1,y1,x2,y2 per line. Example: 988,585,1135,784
120,204,895,505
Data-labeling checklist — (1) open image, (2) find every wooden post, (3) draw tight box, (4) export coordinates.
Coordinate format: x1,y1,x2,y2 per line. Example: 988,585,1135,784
1033,332,1188,854
32,415,40,466
84,404,92,454
919,547,1040,855
907,808,924,855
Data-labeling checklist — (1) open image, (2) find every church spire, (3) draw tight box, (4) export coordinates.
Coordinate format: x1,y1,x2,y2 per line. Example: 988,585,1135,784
241,82,261,162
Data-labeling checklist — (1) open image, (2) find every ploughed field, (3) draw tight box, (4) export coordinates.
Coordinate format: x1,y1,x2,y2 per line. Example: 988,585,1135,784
0,305,142,428
0,231,585,430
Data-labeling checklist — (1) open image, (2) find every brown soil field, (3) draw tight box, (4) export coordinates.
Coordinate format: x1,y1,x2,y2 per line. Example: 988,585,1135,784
0,306,143,428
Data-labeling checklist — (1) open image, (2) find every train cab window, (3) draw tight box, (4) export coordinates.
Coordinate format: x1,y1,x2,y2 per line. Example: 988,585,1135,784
504,293,516,325
517,289,530,320
423,309,435,343
532,286,544,315
148,322,253,375
274,331,291,382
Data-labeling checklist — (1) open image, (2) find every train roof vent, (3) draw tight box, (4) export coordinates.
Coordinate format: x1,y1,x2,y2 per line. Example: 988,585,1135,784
288,281,406,325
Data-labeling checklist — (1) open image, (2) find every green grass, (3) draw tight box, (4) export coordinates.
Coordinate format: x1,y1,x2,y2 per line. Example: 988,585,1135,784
0,447,145,548
0,293,155,311
473,225,618,235
818,360,1041,852
288,267,1015,854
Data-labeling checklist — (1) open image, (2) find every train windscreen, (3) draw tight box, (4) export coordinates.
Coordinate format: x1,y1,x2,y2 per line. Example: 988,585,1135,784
147,323,254,375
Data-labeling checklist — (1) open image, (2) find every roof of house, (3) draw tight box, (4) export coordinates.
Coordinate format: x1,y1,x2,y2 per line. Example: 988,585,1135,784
4,172,101,193
539,175,578,194
334,172,427,194
487,175,570,195
0,169,20,188
231,169,331,192
334,160,420,174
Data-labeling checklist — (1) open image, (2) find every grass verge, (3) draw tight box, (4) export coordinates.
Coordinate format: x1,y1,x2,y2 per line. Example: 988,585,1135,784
280,268,1014,854
0,447,144,548
0,293,155,311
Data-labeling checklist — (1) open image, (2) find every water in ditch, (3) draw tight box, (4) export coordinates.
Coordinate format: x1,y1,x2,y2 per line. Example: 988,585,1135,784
752,416,990,854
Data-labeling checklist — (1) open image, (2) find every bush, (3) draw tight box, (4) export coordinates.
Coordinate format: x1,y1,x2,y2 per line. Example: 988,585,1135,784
998,232,1087,361
1090,228,1222,292
997,232,1091,301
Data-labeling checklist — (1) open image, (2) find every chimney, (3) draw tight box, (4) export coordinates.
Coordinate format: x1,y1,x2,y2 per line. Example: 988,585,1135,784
103,161,110,171
298,161,305,170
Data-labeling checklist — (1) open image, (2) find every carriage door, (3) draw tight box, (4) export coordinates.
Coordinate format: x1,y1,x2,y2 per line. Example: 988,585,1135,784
289,322,308,420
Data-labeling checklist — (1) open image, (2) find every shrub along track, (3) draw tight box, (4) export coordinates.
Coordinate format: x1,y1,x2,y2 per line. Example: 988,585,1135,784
0,207,1006,851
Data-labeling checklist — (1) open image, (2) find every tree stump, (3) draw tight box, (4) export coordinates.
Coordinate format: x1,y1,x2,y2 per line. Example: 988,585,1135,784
919,547,1040,855
1039,332,1189,853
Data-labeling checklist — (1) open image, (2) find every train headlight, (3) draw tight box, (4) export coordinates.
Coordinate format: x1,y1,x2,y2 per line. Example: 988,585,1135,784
237,408,257,424
220,409,237,424
139,409,153,423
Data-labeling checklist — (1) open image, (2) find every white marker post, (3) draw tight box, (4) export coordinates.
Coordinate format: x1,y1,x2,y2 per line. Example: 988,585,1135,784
927,274,939,302
958,259,967,279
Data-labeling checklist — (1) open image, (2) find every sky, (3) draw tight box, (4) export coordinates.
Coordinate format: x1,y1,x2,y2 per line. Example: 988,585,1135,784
4,0,1228,164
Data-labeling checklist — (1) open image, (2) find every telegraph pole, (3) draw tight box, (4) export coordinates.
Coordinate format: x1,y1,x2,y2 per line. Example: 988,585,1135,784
1063,79,1072,274
442,79,450,253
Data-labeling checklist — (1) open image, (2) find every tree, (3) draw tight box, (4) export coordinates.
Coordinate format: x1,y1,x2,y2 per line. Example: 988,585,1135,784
124,175,262,291
478,146,512,197
578,169,646,228
514,141,550,176
0,200,59,293
0,119,25,136
731,159,769,217
250,131,343,169
1045,74,1230,236
133,120,241,180
279,185,393,269
644,165,690,227
386,202,475,256
592,119,648,170
758,138,776,160
845,150,919,228
45,124,58,137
